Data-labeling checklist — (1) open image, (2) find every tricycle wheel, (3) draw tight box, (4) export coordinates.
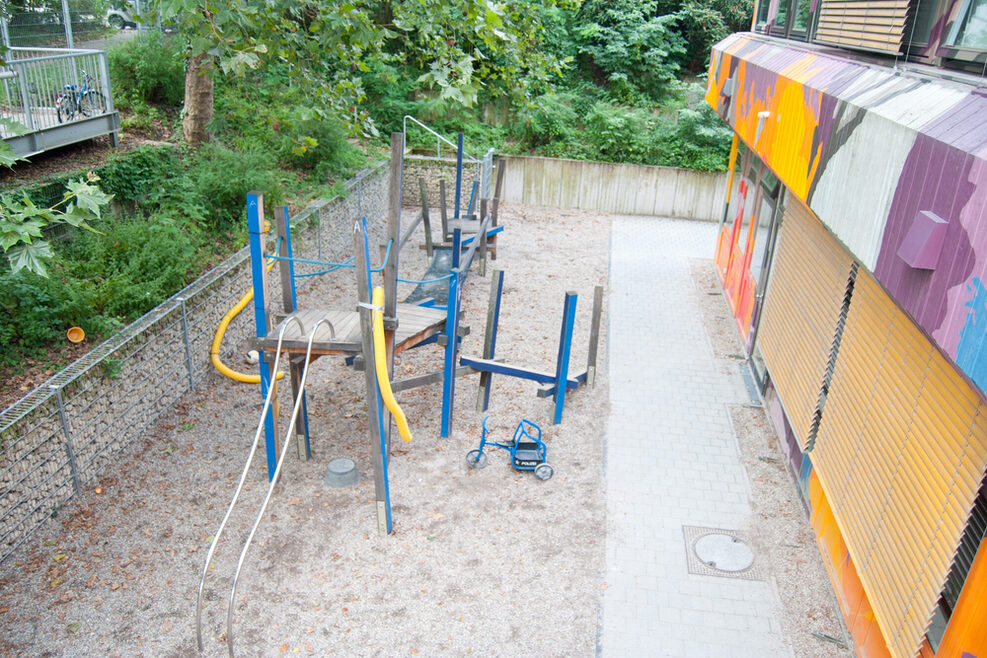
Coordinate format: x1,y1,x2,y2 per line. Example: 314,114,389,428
466,450,487,469
534,463,553,481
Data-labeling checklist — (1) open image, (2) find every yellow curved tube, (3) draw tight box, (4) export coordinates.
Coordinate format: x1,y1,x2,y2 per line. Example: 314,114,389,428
371,287,412,442
211,257,285,384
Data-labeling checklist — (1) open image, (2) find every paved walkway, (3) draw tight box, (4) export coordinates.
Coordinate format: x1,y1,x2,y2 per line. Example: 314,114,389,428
601,216,792,657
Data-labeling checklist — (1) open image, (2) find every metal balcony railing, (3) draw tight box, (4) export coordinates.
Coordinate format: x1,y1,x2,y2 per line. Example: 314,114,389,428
1,46,119,157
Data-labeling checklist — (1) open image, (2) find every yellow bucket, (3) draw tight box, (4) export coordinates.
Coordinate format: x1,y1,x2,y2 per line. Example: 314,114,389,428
67,327,85,343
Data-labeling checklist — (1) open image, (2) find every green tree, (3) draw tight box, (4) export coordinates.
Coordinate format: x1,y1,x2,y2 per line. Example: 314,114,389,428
667,0,754,71
149,0,572,146
575,0,687,102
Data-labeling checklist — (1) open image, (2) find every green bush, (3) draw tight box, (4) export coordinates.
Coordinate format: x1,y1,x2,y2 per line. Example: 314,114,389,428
98,145,182,203
188,143,284,230
57,215,199,319
108,32,185,109
0,214,198,363
512,92,579,147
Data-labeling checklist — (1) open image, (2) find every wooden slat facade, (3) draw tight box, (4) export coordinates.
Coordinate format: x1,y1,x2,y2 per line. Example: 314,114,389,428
815,0,910,54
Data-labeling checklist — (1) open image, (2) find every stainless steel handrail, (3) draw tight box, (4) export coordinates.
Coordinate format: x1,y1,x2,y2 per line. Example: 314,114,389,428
224,317,335,657
194,314,320,651
402,114,480,162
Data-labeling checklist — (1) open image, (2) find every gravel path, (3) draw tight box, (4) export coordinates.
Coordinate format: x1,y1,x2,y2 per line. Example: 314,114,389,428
0,204,611,657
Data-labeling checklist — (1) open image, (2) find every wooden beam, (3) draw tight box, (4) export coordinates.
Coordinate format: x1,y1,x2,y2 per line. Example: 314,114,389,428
477,269,503,412
439,179,449,242
419,178,433,258
391,365,477,393
354,220,391,536
274,206,308,461
460,356,580,388
587,285,604,388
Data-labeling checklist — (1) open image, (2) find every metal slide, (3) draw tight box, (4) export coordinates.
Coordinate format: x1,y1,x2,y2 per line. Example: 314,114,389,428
194,316,334,658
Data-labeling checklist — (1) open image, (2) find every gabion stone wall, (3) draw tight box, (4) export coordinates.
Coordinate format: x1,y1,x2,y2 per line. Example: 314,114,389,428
401,155,483,211
0,162,388,562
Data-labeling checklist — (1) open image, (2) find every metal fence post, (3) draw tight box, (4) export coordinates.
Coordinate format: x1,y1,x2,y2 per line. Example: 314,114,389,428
317,208,323,261
50,385,81,496
178,298,195,392
357,174,364,220
15,62,35,132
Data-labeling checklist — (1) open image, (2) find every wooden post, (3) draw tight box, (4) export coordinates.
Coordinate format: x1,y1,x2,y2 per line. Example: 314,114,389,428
247,192,279,480
419,178,433,258
439,179,449,242
477,269,504,412
491,160,506,260
381,133,403,452
587,285,604,388
478,198,488,276
354,221,392,536
275,206,310,461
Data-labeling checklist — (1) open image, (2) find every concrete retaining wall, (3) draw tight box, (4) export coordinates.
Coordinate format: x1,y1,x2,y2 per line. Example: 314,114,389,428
500,155,728,221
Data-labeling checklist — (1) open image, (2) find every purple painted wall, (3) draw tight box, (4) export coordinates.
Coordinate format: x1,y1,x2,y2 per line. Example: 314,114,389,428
709,34,987,396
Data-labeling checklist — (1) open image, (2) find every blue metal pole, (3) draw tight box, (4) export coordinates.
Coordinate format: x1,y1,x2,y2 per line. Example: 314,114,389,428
247,192,278,479
467,181,478,216
454,132,464,220
280,206,310,459
452,227,462,270
440,270,460,437
552,292,578,425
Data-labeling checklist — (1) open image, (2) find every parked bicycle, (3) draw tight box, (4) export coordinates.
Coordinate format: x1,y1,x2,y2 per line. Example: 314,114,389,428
56,70,106,123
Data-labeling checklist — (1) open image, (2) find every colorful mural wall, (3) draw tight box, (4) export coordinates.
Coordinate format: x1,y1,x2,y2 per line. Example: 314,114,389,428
706,33,987,396
708,32,987,658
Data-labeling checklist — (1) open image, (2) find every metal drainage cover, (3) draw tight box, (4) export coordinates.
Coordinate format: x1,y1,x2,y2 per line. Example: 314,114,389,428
683,525,764,581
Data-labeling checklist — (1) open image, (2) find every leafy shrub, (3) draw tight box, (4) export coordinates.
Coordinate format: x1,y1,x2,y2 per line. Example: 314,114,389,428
0,270,100,362
188,143,284,230
273,108,366,179
98,145,182,203
583,101,659,164
108,32,185,109
653,105,734,171
58,214,199,319
212,72,365,183
512,92,579,147
0,214,198,362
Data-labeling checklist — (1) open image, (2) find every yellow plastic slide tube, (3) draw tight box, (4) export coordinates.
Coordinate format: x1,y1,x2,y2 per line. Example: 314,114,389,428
371,287,412,442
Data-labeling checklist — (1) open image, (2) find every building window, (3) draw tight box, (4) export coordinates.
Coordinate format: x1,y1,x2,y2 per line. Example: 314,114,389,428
951,0,987,47
755,0,814,40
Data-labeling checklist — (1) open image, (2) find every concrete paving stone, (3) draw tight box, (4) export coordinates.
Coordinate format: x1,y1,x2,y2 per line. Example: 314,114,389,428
602,217,787,657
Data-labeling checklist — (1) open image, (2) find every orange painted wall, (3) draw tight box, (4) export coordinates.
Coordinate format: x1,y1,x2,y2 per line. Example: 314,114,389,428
808,471,892,658
936,536,987,658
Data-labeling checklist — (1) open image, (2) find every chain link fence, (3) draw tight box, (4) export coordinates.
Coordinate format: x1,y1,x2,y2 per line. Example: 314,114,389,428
0,162,389,563
1,0,125,49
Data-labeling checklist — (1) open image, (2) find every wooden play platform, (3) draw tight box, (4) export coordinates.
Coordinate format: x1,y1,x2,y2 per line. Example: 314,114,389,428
256,305,447,357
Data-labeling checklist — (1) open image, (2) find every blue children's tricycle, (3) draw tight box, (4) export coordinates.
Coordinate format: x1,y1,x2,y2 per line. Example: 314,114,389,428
466,416,554,480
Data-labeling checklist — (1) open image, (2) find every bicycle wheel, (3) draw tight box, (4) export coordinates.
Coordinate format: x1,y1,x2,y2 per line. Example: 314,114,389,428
79,91,106,117
56,95,77,123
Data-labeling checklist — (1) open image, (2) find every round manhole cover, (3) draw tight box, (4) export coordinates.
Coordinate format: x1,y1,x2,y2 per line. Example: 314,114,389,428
694,533,754,572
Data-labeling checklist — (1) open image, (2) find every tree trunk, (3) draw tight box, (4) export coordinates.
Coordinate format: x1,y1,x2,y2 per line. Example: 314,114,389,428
183,53,214,147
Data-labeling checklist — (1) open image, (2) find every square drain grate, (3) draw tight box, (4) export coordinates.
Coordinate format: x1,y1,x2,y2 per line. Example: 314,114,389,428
683,525,765,581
